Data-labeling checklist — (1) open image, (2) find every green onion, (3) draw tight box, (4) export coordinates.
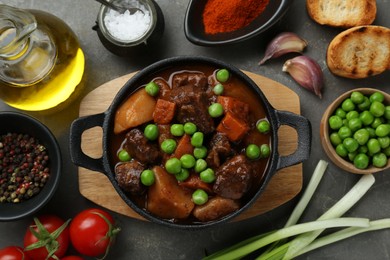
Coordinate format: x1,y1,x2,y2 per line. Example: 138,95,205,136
203,218,369,260
293,219,390,258
258,160,328,259
283,173,375,259
203,160,383,260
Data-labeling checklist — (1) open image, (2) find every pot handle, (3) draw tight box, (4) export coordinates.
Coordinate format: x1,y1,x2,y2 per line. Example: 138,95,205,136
69,113,105,173
275,110,312,171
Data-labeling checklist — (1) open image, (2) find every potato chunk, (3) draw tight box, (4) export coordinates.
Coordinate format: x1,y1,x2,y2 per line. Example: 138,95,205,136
114,88,156,134
147,166,194,219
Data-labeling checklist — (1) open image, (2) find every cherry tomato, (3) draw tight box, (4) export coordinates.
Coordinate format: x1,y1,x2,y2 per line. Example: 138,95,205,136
61,256,84,260
23,215,70,260
0,246,30,260
69,208,120,258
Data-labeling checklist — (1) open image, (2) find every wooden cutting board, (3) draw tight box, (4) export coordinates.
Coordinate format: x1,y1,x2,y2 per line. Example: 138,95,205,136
78,71,302,222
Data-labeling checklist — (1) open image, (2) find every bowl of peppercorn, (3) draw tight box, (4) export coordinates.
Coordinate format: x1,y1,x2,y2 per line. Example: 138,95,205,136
0,111,61,221
184,0,291,46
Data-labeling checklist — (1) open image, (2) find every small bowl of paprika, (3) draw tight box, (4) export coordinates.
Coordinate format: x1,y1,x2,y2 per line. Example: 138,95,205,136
184,0,291,46
0,111,62,221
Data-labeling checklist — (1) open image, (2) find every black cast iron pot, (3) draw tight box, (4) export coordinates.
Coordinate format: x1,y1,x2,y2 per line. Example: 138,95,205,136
70,56,311,229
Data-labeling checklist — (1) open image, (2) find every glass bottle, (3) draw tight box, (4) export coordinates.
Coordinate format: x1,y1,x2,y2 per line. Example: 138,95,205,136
0,4,85,111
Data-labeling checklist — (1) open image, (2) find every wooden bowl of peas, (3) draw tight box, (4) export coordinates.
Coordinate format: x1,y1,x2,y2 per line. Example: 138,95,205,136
320,88,390,174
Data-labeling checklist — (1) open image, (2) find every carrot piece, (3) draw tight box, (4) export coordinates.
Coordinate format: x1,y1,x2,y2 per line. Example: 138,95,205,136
217,96,250,121
216,112,249,142
179,173,213,194
172,134,194,159
153,99,176,124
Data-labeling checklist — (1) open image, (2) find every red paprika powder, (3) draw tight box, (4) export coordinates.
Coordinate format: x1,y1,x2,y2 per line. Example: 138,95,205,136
202,0,270,35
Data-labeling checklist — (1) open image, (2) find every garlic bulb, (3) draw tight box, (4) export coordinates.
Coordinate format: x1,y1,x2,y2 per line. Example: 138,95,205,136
258,32,307,65
283,55,324,99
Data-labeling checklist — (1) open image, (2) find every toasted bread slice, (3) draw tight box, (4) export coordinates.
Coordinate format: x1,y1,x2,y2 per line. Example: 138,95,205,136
306,0,376,27
326,26,390,79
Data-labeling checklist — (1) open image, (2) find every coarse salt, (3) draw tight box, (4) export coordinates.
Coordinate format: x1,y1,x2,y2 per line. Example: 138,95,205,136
104,4,151,42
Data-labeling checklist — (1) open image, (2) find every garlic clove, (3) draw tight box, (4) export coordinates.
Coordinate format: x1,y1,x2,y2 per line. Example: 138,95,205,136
282,55,324,99
258,32,308,65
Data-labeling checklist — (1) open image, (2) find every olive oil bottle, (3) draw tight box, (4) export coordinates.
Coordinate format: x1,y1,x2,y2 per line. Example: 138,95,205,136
0,5,85,111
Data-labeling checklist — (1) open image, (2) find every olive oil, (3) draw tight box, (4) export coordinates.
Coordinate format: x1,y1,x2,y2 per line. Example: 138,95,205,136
0,8,85,111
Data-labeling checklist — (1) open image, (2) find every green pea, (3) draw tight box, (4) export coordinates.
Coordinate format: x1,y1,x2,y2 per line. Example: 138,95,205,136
370,101,385,117
165,158,182,174
367,138,381,155
384,106,390,120
354,153,369,169
351,91,365,104
329,115,343,130
338,126,352,140
192,189,208,205
378,137,390,149
372,153,388,168
359,111,374,126
348,118,362,132
191,132,204,148
200,168,216,183
170,124,184,137
180,154,196,169
256,120,271,134
358,96,371,111
353,128,369,145
193,146,208,159
144,124,159,141
141,169,155,186
246,144,260,160
343,137,359,153
208,103,224,118
213,83,224,95
341,98,355,112
336,144,348,157
145,81,160,96
358,145,368,154
348,151,358,161
216,69,230,83
118,149,131,162
346,111,359,120
175,168,190,182
161,139,177,154
260,144,271,158
383,146,390,156
366,127,376,138
335,108,347,119
370,92,385,103
371,118,384,129
183,122,197,135
375,124,390,137
330,132,342,146
194,158,207,173
343,119,349,127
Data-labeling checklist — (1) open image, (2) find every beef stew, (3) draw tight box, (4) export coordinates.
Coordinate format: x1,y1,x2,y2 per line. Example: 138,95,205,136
111,65,272,224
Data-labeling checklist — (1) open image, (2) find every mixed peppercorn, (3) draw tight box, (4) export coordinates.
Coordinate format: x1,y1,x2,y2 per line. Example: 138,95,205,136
0,133,50,203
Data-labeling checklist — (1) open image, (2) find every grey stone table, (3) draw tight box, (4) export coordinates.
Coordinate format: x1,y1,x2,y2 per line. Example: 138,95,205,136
1,0,389,259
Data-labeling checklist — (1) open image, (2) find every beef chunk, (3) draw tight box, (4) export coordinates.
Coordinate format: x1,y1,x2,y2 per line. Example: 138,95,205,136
192,196,240,222
213,155,253,200
169,84,214,134
206,133,233,168
154,78,171,100
172,72,208,91
124,129,160,164
115,160,146,195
